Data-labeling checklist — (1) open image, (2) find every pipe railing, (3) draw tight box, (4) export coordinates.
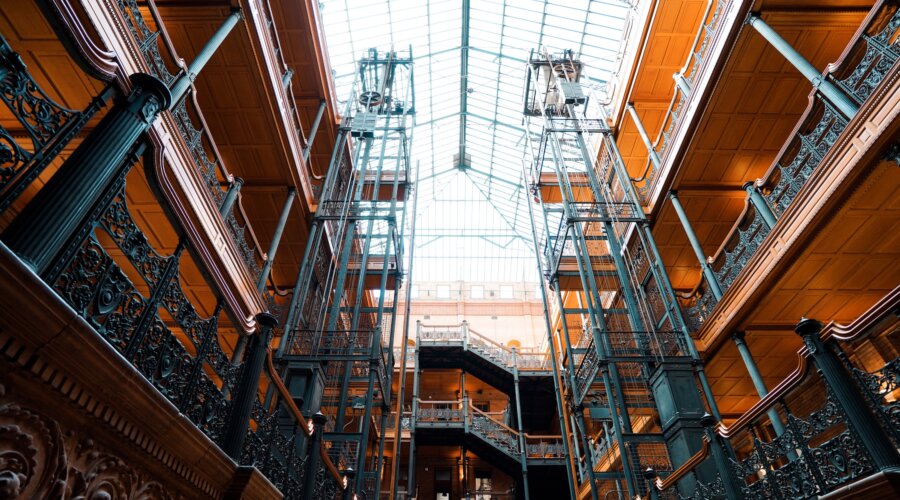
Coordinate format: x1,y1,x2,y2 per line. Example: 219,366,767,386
418,322,552,371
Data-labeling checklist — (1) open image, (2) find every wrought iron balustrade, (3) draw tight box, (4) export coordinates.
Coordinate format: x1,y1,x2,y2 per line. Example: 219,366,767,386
288,328,378,359
641,0,729,201
468,403,521,458
525,435,566,460
416,400,465,424
50,177,239,446
653,293,900,500
677,3,899,332
0,34,111,212
113,0,267,282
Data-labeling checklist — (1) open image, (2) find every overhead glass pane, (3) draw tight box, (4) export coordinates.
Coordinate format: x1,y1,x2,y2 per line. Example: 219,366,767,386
319,0,639,284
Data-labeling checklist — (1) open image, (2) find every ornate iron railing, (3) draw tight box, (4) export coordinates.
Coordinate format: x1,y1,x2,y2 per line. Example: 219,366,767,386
638,0,730,201
654,289,900,499
677,3,900,331
468,404,520,458
49,168,239,445
0,34,112,212
417,323,552,372
114,0,267,281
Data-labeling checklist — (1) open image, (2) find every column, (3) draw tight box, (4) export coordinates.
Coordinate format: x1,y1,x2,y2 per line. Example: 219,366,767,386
731,332,788,439
257,187,297,292
3,73,170,276
303,100,327,161
795,318,900,469
222,312,278,459
626,103,662,169
743,181,777,229
668,191,724,299
302,411,328,500
746,14,858,118
673,72,692,96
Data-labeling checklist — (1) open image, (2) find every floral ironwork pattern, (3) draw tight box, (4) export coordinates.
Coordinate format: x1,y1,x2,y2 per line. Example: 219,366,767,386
115,0,176,85
0,34,106,211
852,358,900,447
836,7,900,105
469,409,520,458
241,399,307,498
52,186,238,446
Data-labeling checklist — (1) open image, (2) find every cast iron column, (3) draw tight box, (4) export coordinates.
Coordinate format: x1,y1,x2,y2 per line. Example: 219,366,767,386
222,312,278,459
257,187,297,293
731,331,789,439
626,103,662,169
219,177,244,217
795,318,900,469
3,73,171,276
668,191,724,299
701,414,742,500
747,14,858,118
303,100,327,162
302,411,328,500
743,181,777,229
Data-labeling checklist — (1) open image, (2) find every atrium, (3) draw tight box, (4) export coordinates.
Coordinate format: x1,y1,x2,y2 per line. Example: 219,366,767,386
0,0,897,499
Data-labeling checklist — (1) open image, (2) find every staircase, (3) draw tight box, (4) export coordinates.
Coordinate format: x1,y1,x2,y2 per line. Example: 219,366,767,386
413,398,567,473
416,323,557,429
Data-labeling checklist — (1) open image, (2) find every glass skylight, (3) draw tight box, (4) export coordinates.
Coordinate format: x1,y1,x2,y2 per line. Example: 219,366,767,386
319,0,635,283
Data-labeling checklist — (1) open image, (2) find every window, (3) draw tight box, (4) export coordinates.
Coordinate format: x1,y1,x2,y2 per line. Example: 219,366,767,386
409,285,419,299
471,285,484,299
535,284,544,299
437,284,450,299
499,285,513,299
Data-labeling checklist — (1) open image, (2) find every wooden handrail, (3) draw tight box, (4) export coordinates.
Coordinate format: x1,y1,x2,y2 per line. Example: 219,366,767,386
468,401,520,436
266,349,311,435
656,436,710,491
265,349,345,488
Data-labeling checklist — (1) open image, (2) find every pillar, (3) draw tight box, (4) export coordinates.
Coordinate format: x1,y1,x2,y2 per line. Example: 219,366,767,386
746,14,858,118
257,187,297,293
303,100,327,162
731,332,788,439
3,73,171,276
668,191,724,300
222,312,278,459
743,181,777,229
795,318,900,469
626,103,662,169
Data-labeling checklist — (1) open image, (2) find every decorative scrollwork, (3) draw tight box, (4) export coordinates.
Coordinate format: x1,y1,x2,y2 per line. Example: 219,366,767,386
836,7,900,105
52,186,237,447
115,0,175,85
0,34,102,211
0,396,174,498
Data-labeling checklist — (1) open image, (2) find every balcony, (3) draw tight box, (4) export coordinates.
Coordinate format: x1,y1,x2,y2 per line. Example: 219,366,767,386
651,288,900,499
674,2,900,346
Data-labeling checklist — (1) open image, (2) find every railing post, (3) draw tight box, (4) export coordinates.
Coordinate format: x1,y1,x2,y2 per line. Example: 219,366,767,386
673,72,692,96
701,414,742,500
257,187,297,293
222,312,278,460
461,319,469,350
2,74,170,276
746,14,859,118
407,323,421,498
303,100,327,162
626,103,662,169
302,411,327,500
511,348,531,500
219,176,244,217
668,191,724,300
644,468,660,500
342,467,356,500
169,8,243,103
795,318,900,469
743,180,777,229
